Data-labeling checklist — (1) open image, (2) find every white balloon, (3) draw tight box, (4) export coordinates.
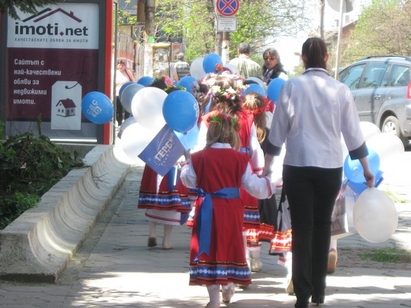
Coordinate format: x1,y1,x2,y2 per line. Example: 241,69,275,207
360,121,381,140
366,133,404,170
190,57,206,80
121,122,158,163
118,116,136,139
131,87,167,131
120,83,144,113
353,187,398,243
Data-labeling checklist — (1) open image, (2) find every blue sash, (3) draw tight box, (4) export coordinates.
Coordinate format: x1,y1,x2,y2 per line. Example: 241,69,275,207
196,187,240,258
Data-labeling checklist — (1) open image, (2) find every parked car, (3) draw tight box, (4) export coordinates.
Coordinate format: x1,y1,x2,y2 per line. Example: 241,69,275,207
338,56,411,146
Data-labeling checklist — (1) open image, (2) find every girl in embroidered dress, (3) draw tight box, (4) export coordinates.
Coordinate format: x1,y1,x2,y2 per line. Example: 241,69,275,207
181,113,275,308
243,92,294,294
193,74,265,272
137,77,191,250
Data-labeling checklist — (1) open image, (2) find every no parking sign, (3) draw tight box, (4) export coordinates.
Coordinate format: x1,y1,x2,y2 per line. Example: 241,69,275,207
216,0,240,17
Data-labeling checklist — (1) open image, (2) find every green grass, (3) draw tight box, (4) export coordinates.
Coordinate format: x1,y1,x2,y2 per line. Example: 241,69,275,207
359,247,411,263
384,189,407,204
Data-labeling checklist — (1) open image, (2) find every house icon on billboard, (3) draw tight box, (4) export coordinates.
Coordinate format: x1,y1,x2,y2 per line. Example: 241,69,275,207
56,98,76,117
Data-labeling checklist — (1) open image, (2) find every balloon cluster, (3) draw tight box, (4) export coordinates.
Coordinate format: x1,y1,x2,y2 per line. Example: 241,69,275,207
115,76,200,164
342,122,403,243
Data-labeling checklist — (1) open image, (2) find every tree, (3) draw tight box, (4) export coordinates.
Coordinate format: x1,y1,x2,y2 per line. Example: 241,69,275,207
0,0,58,20
343,0,411,65
154,0,312,62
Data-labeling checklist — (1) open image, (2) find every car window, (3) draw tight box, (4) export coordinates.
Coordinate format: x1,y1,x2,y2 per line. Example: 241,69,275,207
339,64,365,90
390,65,410,87
361,62,388,88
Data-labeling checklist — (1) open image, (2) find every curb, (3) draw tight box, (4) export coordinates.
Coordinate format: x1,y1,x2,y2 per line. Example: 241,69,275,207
0,145,130,283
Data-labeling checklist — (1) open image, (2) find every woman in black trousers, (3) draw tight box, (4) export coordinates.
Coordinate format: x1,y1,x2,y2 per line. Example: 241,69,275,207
263,37,375,308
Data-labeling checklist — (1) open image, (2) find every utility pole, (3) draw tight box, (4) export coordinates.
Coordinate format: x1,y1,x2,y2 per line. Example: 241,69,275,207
145,0,155,38
319,0,325,39
137,0,146,42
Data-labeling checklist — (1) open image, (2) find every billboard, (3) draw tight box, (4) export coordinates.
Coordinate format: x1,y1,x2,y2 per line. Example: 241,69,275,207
1,1,110,143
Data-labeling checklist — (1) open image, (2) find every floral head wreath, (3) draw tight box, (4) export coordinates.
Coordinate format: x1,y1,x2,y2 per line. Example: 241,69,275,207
200,73,245,101
207,113,240,131
152,76,186,92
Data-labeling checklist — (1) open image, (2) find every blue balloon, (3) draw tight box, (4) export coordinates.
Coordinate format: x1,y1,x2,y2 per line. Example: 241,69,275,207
119,81,134,99
344,149,380,184
120,83,145,113
177,76,198,93
242,83,267,97
346,170,383,195
267,78,286,103
202,53,223,73
82,91,114,124
162,90,199,133
175,124,200,150
137,76,154,86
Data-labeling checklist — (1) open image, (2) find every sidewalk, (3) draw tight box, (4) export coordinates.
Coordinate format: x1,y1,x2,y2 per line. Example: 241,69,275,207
0,152,410,307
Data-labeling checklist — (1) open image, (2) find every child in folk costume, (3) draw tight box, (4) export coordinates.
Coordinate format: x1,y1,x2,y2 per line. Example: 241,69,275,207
180,113,275,308
137,77,191,250
194,73,266,272
243,92,294,294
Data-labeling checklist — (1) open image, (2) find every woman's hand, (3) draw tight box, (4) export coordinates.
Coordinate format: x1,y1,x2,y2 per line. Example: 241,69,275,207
360,157,375,187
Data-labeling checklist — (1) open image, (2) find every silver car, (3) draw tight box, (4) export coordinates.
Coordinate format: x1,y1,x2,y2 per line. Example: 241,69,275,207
339,56,411,146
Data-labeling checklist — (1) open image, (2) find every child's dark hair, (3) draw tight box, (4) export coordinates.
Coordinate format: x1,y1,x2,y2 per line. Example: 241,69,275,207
149,76,178,94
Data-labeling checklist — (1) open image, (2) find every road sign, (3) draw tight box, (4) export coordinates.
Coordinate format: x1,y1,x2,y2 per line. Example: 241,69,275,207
216,0,240,17
217,17,237,32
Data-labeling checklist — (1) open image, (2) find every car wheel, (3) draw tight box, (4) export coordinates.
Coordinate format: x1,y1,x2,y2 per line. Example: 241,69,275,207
381,115,408,146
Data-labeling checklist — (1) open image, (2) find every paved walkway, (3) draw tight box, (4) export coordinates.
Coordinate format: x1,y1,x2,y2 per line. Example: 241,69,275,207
0,151,410,307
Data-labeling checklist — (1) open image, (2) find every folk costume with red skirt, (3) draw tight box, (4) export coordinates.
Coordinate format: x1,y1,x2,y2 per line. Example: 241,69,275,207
192,110,264,246
235,110,265,248
138,164,191,226
180,144,274,287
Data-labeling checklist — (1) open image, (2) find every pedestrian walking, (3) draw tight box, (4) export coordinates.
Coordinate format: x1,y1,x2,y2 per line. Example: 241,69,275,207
263,37,375,308
229,42,262,79
262,48,287,84
137,77,191,250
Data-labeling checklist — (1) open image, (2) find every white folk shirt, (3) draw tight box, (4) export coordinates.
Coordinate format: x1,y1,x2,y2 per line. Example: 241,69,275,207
268,68,366,168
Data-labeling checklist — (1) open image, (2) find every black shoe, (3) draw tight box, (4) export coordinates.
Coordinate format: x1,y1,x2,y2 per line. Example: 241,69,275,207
311,295,325,305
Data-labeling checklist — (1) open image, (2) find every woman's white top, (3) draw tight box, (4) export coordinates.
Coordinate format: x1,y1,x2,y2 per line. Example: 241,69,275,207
268,68,365,169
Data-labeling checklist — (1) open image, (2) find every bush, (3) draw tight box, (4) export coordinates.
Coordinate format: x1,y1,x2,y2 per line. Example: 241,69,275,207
0,130,85,229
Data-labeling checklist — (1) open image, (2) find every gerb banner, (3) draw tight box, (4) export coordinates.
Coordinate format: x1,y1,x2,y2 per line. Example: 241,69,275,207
138,124,185,176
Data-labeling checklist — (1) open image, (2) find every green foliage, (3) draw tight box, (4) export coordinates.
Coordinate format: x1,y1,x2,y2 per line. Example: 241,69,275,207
0,192,40,230
155,0,311,62
343,0,411,66
0,132,85,229
0,0,58,20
